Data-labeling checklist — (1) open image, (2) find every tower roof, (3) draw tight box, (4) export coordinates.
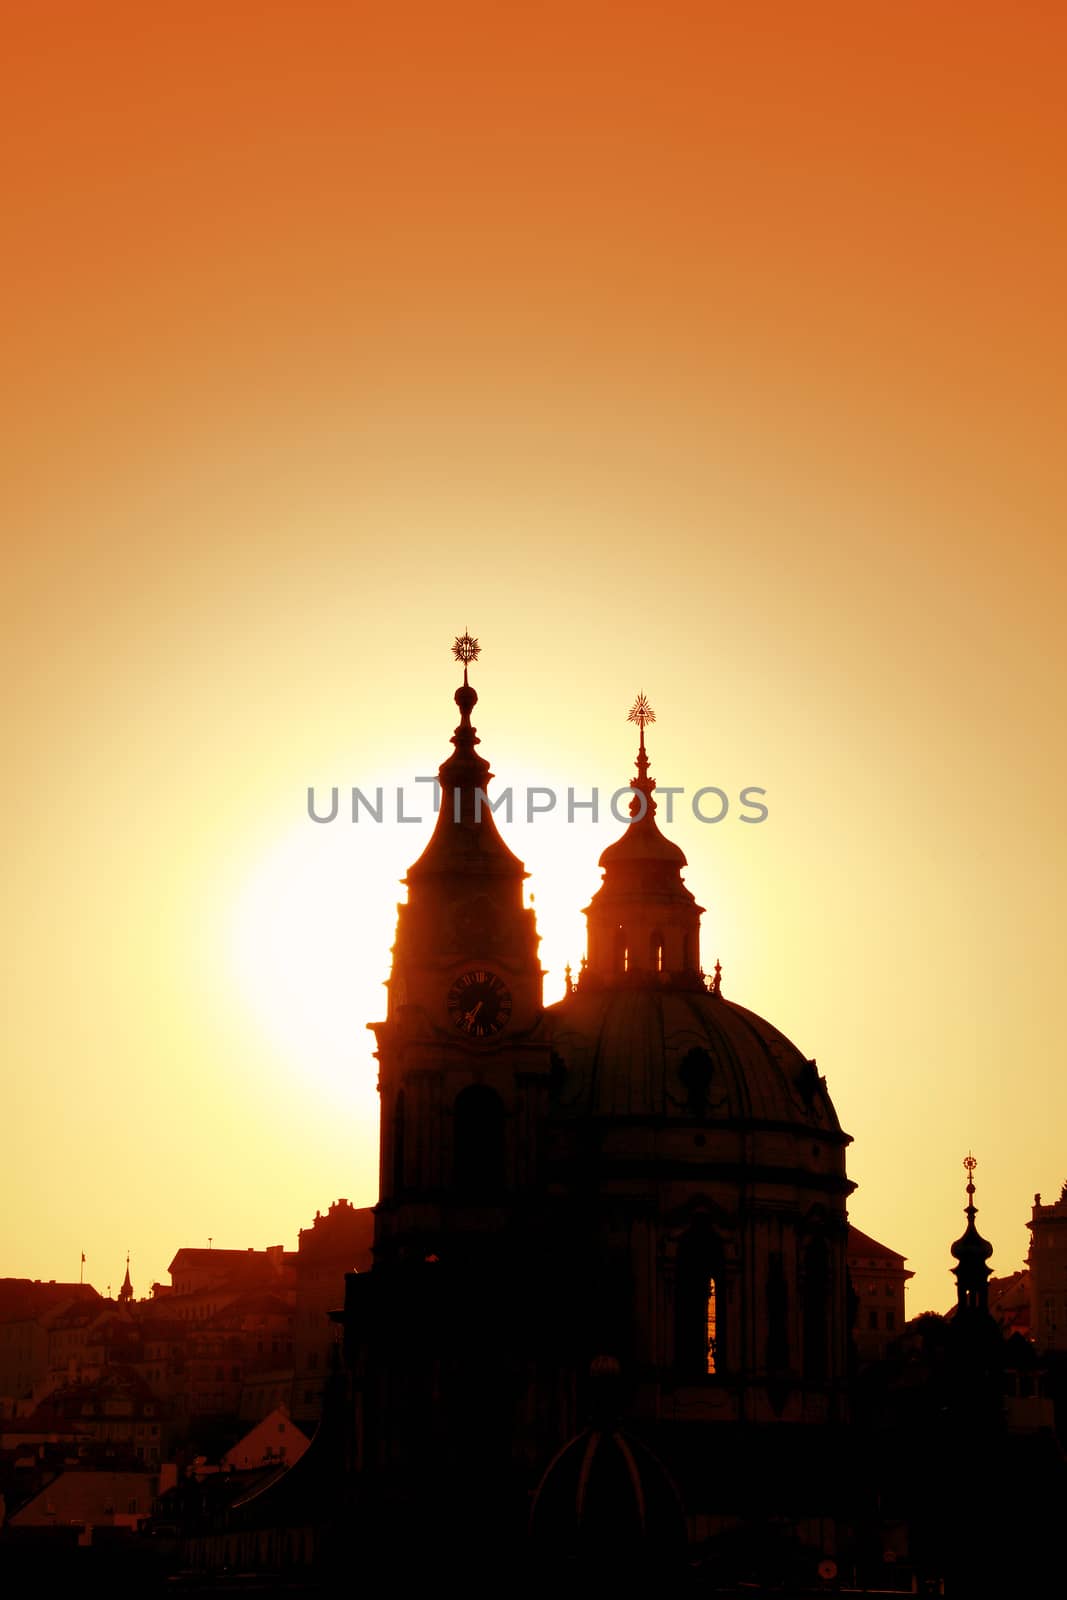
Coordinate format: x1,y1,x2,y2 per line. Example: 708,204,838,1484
951,1154,993,1309
405,633,525,885
597,692,687,871
582,697,704,989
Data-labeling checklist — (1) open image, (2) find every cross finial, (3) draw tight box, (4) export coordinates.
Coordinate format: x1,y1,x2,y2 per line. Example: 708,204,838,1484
628,692,655,732
452,631,481,691
626,692,657,812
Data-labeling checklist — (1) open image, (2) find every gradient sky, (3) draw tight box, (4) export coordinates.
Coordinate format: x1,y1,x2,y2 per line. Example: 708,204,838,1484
3,1,1065,1311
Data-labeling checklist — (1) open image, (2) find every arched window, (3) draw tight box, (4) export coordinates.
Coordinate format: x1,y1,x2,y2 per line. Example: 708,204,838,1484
453,1085,505,1195
614,927,627,974
392,1090,406,1195
803,1238,830,1382
650,929,664,972
675,1226,724,1378
705,1276,718,1375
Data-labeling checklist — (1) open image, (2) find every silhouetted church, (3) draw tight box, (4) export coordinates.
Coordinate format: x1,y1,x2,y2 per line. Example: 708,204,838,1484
340,640,856,1580
174,644,1066,1590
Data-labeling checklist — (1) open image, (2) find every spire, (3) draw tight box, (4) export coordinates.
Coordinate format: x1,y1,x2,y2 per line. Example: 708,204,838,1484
437,631,491,795
581,694,704,988
600,694,682,863
627,692,657,819
404,633,524,883
951,1154,993,1315
118,1253,133,1305
393,633,534,998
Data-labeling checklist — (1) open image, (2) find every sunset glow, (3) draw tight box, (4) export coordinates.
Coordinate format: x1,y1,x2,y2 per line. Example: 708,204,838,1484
4,1,1066,1316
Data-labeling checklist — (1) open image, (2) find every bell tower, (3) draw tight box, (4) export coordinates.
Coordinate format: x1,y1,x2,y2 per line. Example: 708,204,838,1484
369,634,553,1266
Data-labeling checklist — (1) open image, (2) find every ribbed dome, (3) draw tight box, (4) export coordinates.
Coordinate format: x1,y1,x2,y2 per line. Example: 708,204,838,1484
529,1416,686,1576
547,986,842,1130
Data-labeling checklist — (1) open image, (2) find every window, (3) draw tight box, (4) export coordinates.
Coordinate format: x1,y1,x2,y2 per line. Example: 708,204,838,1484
453,1085,506,1194
650,930,665,973
705,1278,718,1375
675,1225,724,1378
886,1310,896,1331
868,1309,878,1330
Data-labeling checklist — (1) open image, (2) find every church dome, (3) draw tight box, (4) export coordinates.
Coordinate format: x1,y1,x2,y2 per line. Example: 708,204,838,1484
528,1360,687,1577
548,985,843,1132
554,699,845,1145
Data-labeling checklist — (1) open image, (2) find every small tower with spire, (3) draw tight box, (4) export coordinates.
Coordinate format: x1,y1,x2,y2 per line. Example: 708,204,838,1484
581,694,705,988
951,1154,994,1315
118,1253,134,1305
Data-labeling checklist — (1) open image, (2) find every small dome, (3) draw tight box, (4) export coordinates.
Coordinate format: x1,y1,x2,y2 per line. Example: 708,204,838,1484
529,1416,686,1576
548,986,843,1131
951,1218,993,1266
598,809,687,869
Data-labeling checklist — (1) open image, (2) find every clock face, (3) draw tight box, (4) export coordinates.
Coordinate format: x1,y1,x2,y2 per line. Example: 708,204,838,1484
447,969,512,1037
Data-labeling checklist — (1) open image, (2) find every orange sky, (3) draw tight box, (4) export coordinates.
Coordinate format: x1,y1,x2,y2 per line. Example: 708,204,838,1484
3,1,1066,1310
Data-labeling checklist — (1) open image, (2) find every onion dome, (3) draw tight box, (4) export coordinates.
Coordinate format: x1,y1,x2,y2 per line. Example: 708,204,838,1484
951,1154,994,1314
528,1357,687,1579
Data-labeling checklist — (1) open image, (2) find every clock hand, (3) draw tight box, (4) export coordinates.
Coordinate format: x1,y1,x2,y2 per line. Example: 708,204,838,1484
463,1001,484,1025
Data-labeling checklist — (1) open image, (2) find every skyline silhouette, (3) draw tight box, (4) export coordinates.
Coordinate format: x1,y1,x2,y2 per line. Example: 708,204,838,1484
4,0,1066,1361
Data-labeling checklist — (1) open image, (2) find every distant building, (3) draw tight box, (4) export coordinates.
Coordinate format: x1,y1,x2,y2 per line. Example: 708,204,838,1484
164,1244,296,1308
9,1469,157,1540
0,1282,101,1410
4,1366,166,1465
846,1226,912,1363
987,1269,1031,1339
222,1406,310,1471
291,1200,373,1426
1027,1184,1067,1350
